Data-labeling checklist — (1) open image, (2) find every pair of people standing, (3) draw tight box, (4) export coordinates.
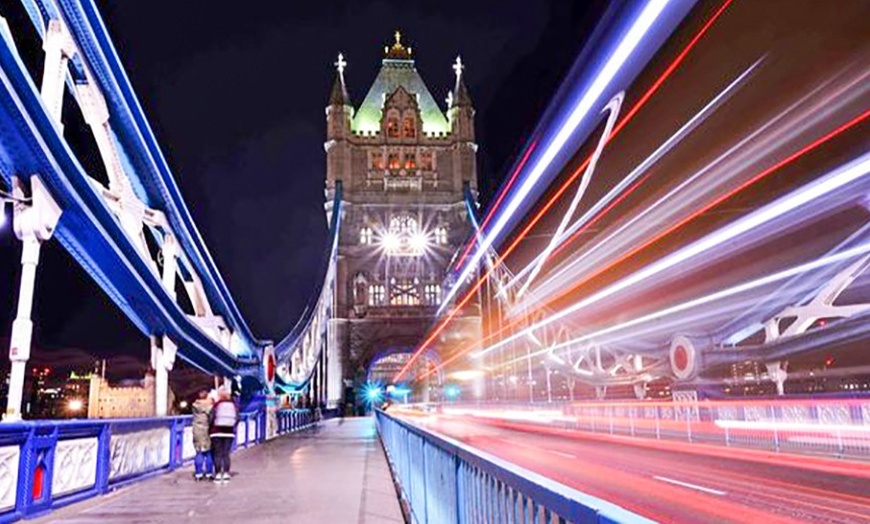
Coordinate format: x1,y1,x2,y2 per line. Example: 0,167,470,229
191,388,239,483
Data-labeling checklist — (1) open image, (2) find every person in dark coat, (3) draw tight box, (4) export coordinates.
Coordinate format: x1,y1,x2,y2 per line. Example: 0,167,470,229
209,388,238,483
191,390,214,480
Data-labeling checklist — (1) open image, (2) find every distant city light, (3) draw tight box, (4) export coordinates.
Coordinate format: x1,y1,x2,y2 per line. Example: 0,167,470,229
362,382,384,405
179,400,189,409
444,384,461,399
67,399,84,412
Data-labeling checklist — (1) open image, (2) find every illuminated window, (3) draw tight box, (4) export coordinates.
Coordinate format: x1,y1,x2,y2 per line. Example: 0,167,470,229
420,151,434,171
370,152,384,170
404,153,416,170
390,278,420,306
386,117,400,138
390,214,418,236
424,284,441,305
383,214,426,256
434,226,448,245
359,227,373,245
403,116,416,138
368,284,386,306
388,153,401,171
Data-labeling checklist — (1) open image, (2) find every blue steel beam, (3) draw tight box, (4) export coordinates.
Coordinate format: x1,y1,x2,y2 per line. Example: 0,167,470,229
0,29,255,376
21,0,264,357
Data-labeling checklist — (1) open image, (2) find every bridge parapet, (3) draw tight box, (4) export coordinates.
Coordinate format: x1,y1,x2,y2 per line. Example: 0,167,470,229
0,408,311,522
376,409,651,524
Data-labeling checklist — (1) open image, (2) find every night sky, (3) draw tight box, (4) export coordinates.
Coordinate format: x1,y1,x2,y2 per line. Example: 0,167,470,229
0,0,606,374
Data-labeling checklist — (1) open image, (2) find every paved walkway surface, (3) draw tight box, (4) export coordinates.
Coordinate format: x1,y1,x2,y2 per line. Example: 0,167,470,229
33,417,405,524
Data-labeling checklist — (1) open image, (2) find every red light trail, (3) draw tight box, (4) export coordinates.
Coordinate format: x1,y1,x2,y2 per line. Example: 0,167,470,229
394,0,738,382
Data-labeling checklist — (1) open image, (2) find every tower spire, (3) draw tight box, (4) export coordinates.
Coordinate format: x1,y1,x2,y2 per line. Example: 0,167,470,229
450,55,472,108
329,52,351,106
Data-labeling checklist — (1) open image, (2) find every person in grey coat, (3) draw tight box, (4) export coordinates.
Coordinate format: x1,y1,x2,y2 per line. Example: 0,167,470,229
191,390,214,480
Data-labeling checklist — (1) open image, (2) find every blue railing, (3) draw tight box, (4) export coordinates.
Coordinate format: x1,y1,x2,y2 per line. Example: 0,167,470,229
0,408,312,522
375,410,651,524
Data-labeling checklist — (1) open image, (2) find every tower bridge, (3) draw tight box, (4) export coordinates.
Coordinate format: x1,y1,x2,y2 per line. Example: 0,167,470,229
1,0,870,522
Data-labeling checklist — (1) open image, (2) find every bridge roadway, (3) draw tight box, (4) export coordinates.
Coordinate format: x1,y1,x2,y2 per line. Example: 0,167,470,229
31,418,404,524
398,411,870,523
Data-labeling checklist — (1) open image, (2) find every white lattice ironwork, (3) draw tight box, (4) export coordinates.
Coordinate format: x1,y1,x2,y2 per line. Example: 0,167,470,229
11,9,245,417
746,254,870,345
52,437,98,496
109,428,170,480
0,445,19,512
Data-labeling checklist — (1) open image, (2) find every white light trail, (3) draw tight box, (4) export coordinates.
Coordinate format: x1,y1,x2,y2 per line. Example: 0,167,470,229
475,152,870,360
503,242,870,366
516,92,624,299
524,67,870,307
438,0,674,313
502,58,763,298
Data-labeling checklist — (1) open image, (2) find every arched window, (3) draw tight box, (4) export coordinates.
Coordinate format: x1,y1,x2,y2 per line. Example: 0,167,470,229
368,284,386,306
359,227,373,245
420,151,434,171
390,278,420,306
434,226,448,245
386,112,400,138
424,284,441,305
387,153,401,171
403,115,416,138
383,214,425,256
370,152,384,170
389,214,418,236
353,273,368,305
404,153,416,170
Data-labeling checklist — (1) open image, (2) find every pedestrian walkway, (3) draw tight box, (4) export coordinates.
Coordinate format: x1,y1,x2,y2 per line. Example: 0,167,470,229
32,417,405,524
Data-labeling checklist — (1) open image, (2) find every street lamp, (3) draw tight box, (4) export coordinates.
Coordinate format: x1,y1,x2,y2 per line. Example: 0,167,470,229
67,398,84,413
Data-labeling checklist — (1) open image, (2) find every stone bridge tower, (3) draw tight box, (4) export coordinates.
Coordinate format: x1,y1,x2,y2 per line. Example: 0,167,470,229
324,32,481,407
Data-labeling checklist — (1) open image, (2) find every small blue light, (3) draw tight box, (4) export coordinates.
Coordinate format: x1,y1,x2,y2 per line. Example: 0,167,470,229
444,384,461,400
362,382,384,405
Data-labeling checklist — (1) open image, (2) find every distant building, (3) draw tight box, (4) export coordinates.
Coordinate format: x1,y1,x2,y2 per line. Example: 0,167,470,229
88,372,173,418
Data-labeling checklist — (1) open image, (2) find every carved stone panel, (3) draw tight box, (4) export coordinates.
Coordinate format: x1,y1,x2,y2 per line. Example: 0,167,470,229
52,437,98,496
0,446,19,512
109,428,170,480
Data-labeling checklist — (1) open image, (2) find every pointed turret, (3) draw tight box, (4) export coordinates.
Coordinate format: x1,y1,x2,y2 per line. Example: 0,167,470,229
326,52,353,141
329,53,351,107
450,56,473,109
448,56,475,142
326,53,354,193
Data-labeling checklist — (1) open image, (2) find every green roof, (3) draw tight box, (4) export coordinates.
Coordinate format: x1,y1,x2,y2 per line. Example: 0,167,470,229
352,59,450,135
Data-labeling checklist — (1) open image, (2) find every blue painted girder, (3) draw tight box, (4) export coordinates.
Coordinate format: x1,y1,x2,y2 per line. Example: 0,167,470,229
0,29,256,377
21,0,265,356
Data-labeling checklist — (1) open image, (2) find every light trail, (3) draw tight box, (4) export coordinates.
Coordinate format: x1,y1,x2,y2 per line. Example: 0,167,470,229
520,67,870,310
476,151,870,361
394,0,736,382
502,58,762,297
515,91,624,299
445,106,870,374
438,0,676,314
453,141,537,270
499,241,870,368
